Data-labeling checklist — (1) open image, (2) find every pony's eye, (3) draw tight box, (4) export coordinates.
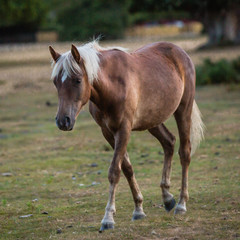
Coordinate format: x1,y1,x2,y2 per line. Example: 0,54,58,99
74,78,81,84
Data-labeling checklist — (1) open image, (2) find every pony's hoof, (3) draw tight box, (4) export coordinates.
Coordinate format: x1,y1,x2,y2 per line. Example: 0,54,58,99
99,222,114,232
132,212,146,221
174,204,187,215
164,198,176,212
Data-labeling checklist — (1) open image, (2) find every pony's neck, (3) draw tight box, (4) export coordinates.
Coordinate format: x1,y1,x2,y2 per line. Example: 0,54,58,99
90,83,100,105
89,48,128,111
89,51,110,110
89,72,115,112
90,79,105,110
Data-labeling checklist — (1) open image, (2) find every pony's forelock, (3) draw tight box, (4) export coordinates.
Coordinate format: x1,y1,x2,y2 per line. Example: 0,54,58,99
51,40,128,84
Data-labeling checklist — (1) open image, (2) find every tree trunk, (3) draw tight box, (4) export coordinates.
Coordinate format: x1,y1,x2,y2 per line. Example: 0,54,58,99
203,8,240,47
236,9,240,43
223,11,238,42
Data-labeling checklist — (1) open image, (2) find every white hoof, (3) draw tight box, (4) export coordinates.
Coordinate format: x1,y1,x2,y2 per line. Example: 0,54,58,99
174,203,187,214
99,221,114,232
132,211,146,221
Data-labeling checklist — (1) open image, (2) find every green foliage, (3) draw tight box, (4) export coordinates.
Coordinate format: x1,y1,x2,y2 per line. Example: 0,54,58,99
26,201,44,213
1,199,7,206
56,0,130,41
0,0,47,31
196,57,240,85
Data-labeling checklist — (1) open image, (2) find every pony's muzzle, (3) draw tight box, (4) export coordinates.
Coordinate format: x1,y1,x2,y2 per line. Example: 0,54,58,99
56,115,74,131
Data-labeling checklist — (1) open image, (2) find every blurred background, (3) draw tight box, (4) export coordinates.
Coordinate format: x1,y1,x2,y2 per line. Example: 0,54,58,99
0,0,240,87
1,0,240,45
0,1,240,239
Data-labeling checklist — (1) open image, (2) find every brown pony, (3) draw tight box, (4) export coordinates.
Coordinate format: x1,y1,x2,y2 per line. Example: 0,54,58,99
49,40,204,232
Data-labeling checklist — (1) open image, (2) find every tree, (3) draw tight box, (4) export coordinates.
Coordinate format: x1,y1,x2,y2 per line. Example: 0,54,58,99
130,0,240,47
0,0,47,32
55,0,130,40
177,0,240,46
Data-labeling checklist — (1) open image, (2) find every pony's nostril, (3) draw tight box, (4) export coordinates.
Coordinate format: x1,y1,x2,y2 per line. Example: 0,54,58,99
65,116,71,127
56,116,72,130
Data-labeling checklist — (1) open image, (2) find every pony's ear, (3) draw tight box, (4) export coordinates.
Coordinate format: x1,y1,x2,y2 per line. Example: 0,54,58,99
71,44,81,64
49,46,61,62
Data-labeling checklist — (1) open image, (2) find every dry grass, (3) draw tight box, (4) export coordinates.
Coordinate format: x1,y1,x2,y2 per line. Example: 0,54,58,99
0,37,239,240
1,36,240,97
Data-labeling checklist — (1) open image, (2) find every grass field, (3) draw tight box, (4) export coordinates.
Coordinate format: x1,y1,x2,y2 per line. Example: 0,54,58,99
0,38,240,239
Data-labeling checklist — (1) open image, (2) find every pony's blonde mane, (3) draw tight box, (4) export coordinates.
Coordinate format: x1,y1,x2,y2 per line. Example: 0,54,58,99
51,40,127,84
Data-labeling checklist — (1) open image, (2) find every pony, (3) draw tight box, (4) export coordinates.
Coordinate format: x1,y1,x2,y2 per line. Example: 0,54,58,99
49,40,204,232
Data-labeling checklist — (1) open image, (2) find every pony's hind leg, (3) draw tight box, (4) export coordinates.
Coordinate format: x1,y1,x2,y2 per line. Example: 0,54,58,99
122,152,146,220
148,124,176,212
174,100,193,214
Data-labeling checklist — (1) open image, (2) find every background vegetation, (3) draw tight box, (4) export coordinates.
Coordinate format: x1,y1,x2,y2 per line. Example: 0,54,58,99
1,0,240,44
0,0,47,32
196,57,240,85
56,0,130,40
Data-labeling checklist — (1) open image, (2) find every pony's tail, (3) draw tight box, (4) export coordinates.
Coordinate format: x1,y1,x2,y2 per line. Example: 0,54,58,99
190,100,205,156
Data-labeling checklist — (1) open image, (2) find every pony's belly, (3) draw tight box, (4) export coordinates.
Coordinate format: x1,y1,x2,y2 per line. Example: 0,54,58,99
132,109,173,131
132,86,183,131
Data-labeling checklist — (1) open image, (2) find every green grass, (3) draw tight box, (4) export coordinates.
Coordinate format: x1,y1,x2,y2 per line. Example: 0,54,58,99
0,81,240,239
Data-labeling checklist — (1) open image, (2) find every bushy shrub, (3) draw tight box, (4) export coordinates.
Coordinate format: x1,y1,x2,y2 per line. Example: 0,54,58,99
196,57,240,85
56,0,130,41
232,56,240,72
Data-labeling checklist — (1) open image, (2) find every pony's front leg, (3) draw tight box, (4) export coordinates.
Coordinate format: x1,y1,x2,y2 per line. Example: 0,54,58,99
100,123,131,232
99,183,117,231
